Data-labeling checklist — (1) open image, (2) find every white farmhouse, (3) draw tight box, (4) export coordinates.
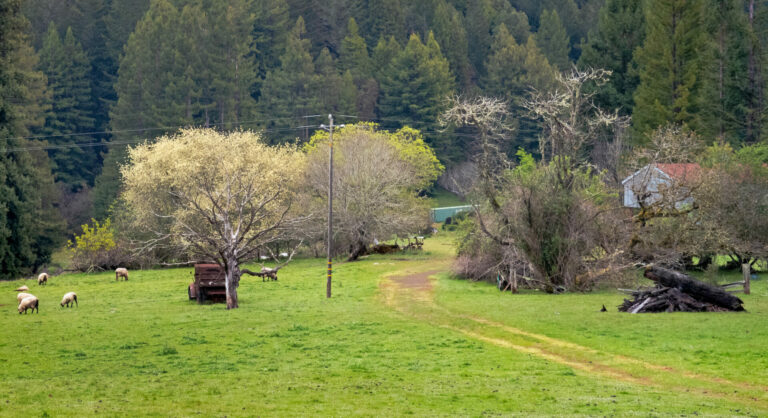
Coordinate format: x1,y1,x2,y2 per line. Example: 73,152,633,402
622,163,700,209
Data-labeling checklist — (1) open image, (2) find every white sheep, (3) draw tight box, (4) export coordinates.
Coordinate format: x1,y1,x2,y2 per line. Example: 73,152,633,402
37,272,48,286
115,267,129,281
16,292,35,303
60,292,78,308
18,296,39,314
15,285,29,292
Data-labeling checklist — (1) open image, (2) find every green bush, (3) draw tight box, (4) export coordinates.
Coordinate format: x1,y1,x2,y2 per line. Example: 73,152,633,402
67,218,131,272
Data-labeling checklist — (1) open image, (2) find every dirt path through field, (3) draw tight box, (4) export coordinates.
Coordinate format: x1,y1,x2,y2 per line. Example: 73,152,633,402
379,267,768,411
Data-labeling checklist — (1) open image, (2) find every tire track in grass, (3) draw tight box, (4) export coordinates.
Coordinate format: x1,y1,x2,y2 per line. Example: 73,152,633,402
379,268,768,411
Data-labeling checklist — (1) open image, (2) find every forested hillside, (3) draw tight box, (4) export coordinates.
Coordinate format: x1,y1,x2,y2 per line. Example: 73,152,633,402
2,0,768,278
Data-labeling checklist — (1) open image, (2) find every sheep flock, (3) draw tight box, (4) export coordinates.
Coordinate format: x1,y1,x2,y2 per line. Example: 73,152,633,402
11,268,129,315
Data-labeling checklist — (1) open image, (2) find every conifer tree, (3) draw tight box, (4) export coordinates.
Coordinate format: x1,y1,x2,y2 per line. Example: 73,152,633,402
579,0,646,115
315,47,356,115
483,26,557,105
0,0,64,278
371,36,401,81
96,0,258,218
258,17,320,143
465,0,492,77
483,25,557,148
38,24,98,187
340,18,372,80
431,0,472,89
11,36,50,137
702,0,750,143
489,0,531,44
340,17,378,117
633,0,709,137
361,0,406,49
252,0,291,93
99,0,151,130
746,0,767,143
379,32,455,157
536,9,570,71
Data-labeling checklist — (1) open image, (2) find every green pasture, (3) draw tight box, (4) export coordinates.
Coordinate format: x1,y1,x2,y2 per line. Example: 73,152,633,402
1,234,766,416
428,187,465,208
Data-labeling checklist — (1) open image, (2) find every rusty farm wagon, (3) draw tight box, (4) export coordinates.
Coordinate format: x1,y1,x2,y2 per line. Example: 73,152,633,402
188,264,226,304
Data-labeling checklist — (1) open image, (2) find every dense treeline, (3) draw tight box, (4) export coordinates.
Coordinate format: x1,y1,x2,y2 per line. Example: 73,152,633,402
2,0,768,278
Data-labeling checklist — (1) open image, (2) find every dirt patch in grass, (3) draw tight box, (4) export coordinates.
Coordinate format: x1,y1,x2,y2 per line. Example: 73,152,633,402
391,270,437,291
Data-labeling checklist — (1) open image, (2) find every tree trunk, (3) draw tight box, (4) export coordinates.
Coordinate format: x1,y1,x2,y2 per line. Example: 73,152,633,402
224,258,240,309
643,266,744,311
347,240,368,261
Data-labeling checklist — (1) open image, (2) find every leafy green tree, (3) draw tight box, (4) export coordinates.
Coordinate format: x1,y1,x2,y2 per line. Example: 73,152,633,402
579,0,646,115
536,9,570,71
633,0,709,137
0,0,64,278
38,24,98,187
304,123,440,260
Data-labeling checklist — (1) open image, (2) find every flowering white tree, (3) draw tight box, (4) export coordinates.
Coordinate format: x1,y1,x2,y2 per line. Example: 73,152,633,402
122,129,305,309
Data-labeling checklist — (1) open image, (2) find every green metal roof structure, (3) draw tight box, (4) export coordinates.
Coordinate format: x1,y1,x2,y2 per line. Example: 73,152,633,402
430,205,473,223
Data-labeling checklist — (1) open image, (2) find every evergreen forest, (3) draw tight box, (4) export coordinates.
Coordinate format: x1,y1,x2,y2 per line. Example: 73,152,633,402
2,0,768,278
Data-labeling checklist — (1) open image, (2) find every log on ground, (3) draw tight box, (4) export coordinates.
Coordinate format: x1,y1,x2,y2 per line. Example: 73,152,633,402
618,266,745,313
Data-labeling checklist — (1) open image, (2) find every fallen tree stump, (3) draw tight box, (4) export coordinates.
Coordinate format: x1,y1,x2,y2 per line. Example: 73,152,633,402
618,266,745,313
370,244,401,254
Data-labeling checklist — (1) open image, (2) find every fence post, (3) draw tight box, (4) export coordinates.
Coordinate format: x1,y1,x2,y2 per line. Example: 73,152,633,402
742,263,751,295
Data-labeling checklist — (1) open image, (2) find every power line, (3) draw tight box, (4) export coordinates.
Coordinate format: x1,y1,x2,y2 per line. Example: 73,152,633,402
1,116,325,153
2,114,324,143
1,124,319,153
3,113,482,153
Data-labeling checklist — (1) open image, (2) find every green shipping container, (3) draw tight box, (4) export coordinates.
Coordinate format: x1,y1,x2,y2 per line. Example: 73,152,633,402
430,205,473,223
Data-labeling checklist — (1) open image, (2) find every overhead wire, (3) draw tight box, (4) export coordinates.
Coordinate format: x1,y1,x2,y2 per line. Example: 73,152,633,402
1,115,325,153
2,112,487,153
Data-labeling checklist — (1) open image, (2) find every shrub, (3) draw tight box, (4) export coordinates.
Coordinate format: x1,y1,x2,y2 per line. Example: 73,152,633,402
67,218,133,272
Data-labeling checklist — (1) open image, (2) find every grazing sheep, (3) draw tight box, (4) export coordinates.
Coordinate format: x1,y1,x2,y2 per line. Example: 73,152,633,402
115,267,129,281
16,292,35,303
15,285,29,292
60,292,78,308
18,296,39,314
37,273,48,286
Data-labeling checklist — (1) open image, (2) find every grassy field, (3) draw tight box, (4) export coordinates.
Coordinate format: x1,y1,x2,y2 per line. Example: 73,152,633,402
428,187,466,208
2,234,767,416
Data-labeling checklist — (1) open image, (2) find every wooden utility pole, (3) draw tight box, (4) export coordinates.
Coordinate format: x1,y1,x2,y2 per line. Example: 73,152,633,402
326,114,334,298
742,263,751,295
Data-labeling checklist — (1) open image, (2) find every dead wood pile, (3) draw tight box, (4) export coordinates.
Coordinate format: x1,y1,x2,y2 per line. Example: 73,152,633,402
619,266,745,313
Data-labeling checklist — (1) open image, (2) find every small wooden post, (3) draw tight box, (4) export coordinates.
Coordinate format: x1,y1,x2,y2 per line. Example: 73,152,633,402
742,263,751,295
511,267,518,294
